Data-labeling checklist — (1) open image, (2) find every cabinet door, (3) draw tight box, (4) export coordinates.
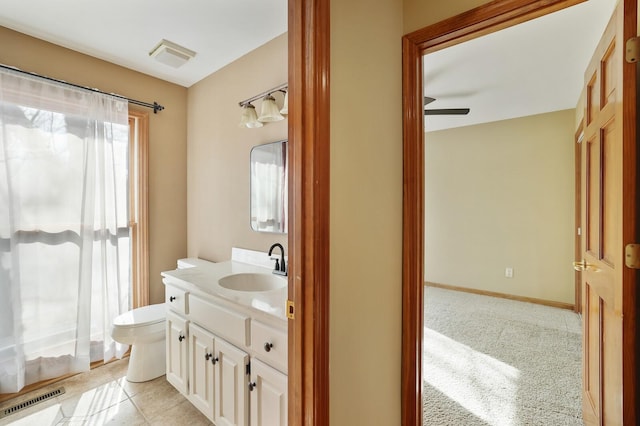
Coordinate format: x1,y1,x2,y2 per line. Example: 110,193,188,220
188,323,215,421
214,338,249,426
250,359,287,426
166,310,189,394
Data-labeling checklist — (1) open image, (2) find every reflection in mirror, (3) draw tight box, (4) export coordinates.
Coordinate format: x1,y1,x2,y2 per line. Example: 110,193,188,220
250,140,287,233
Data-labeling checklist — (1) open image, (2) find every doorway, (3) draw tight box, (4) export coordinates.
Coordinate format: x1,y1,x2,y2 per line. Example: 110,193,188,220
401,0,638,424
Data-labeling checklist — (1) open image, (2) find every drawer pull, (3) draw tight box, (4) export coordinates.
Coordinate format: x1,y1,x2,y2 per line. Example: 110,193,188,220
169,296,176,302
205,352,219,364
264,342,274,352
248,381,256,391
178,334,185,342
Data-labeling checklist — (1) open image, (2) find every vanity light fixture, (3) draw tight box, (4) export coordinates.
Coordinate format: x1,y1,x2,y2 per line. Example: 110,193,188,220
258,95,284,122
280,91,288,115
238,104,263,128
238,83,288,128
149,39,196,68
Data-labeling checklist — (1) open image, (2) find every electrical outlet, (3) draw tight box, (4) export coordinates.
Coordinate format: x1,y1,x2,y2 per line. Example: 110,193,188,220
505,267,514,278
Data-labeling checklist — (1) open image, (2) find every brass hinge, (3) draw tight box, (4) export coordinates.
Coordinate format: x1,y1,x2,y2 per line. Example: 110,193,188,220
286,300,295,320
625,37,640,63
625,244,640,269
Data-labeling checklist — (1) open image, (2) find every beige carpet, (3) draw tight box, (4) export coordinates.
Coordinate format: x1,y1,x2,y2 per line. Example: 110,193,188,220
423,287,583,426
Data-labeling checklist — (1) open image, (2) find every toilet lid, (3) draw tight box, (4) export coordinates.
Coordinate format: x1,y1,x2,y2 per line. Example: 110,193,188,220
113,303,166,327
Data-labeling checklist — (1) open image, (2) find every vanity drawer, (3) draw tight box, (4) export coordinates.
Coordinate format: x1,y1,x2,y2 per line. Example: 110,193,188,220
189,295,250,347
251,321,287,374
166,285,188,314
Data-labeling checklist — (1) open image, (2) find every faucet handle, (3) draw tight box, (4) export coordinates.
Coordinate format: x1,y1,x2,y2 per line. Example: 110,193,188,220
271,258,281,270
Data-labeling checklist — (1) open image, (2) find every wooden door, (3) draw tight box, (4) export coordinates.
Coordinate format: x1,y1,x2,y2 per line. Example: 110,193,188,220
580,2,637,424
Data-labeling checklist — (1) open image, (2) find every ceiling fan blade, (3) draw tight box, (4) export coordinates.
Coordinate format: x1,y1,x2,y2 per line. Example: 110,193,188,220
424,108,470,116
424,96,436,106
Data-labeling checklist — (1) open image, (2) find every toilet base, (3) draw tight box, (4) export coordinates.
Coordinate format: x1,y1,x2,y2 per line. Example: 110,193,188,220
126,339,166,382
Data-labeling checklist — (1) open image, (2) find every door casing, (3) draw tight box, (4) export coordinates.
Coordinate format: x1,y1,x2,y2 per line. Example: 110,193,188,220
401,0,638,424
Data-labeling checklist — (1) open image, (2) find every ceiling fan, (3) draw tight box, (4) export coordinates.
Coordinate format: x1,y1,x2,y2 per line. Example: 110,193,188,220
424,96,470,116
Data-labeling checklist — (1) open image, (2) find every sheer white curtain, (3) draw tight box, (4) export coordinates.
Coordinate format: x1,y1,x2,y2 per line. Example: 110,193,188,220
0,68,130,393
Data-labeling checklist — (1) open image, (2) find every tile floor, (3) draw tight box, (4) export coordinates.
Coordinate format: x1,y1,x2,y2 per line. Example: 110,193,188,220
0,358,212,425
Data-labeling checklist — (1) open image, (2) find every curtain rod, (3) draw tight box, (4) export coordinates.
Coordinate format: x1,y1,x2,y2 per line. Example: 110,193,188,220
0,64,165,114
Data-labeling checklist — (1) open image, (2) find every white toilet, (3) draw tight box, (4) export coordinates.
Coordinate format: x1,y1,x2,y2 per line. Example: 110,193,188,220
111,303,166,382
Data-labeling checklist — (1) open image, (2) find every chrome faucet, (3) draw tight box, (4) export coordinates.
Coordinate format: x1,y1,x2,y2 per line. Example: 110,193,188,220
268,243,287,276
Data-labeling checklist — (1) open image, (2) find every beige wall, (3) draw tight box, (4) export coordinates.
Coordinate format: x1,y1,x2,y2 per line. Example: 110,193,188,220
0,26,188,305
403,0,491,33
425,110,576,304
330,0,403,424
186,34,287,262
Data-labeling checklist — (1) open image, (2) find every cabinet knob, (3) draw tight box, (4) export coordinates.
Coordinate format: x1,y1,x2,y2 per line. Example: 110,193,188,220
169,296,176,302
248,381,256,391
178,334,185,342
263,342,274,352
205,353,219,364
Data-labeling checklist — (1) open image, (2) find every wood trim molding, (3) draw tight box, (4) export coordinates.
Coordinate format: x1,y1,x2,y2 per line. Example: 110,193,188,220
574,122,583,314
128,110,149,309
288,0,330,424
401,34,425,426
402,1,590,424
426,281,575,311
621,0,638,420
405,0,584,54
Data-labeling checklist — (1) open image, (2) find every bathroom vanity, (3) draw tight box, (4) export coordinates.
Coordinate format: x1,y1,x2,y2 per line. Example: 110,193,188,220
162,253,287,426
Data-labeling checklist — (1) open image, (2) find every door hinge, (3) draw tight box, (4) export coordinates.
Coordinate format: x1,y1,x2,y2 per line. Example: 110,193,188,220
577,227,582,236
245,362,251,376
625,37,640,63
625,244,640,269
286,300,295,320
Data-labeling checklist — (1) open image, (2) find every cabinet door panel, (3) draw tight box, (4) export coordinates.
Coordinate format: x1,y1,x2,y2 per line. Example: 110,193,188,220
166,310,188,394
250,359,287,426
188,323,215,421
215,338,249,426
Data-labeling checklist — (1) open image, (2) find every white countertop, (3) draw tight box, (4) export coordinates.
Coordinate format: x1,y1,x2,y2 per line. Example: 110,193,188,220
161,260,288,320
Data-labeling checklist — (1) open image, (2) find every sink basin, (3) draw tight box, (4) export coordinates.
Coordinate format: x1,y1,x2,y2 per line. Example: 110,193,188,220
218,273,286,292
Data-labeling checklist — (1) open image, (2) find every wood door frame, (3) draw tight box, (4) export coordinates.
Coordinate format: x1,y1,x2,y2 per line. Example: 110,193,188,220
402,0,637,424
287,0,330,424
574,123,583,314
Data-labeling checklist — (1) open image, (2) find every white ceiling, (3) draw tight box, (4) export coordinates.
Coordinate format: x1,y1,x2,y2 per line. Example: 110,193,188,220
423,0,616,132
0,0,287,87
0,0,615,128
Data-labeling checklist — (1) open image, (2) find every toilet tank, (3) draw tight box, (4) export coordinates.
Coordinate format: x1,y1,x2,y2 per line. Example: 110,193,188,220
177,258,213,269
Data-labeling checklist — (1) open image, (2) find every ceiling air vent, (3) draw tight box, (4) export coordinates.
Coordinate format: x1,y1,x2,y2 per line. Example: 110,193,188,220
149,39,196,68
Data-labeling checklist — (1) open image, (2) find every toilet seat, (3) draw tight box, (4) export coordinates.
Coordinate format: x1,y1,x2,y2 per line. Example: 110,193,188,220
113,303,166,329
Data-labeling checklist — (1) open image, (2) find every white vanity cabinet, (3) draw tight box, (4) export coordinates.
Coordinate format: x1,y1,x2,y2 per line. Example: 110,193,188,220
166,309,189,394
188,322,215,420
187,321,249,426
214,338,249,426
249,359,288,426
163,269,287,426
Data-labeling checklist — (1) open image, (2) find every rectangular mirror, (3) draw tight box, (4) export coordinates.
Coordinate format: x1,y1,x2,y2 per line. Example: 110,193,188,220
250,140,287,233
